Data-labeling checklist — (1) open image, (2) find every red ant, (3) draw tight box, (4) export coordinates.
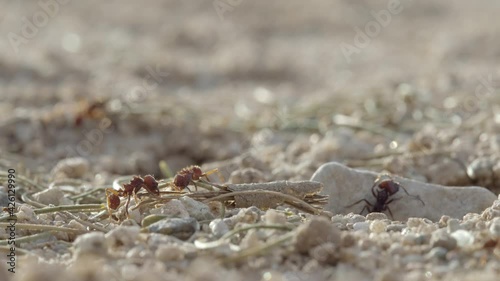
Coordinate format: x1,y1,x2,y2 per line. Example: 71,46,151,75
345,174,424,219
106,175,160,219
170,165,224,191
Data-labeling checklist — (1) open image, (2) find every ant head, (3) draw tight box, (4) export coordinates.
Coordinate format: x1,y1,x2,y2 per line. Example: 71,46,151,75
191,166,203,177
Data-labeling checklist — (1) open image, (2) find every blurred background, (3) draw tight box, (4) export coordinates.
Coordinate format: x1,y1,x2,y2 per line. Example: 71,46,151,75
1,1,500,189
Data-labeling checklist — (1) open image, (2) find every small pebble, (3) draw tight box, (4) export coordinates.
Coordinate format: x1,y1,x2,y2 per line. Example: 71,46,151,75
407,218,426,228
293,217,341,254
460,220,475,231
366,212,388,221
51,157,90,179
370,220,387,234
240,229,262,249
126,245,151,259
234,207,261,224
347,214,366,223
16,204,36,221
450,230,474,247
105,225,140,248
353,222,370,232
386,223,406,232
73,232,108,258
331,214,346,224
447,218,461,233
179,196,214,221
209,219,229,237
341,233,356,247
32,187,72,206
438,215,450,228
310,242,339,265
489,217,500,237
402,234,418,246
150,199,189,218
147,218,199,240
431,232,457,250
387,244,403,255
263,209,286,224
155,244,185,262
426,247,448,260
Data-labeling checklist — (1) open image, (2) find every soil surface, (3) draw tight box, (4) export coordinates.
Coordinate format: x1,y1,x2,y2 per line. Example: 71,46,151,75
0,1,500,280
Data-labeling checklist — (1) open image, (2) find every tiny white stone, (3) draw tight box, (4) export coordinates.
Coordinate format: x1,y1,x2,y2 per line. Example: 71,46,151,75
488,217,500,238
353,222,370,232
155,244,185,262
263,209,286,224
370,220,387,234
73,232,107,257
105,225,140,248
179,196,214,221
451,230,474,247
209,219,229,237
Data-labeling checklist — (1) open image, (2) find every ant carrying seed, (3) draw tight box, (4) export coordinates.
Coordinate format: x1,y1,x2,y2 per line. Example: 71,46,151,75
106,174,160,219
345,174,424,219
170,165,224,192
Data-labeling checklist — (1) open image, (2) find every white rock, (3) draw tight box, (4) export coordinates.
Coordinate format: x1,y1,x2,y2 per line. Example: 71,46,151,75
209,219,229,237
51,157,90,179
105,225,140,248
451,230,474,247
150,199,190,218
155,244,185,262
17,204,36,221
263,209,286,224
32,187,72,206
369,220,387,234
179,196,214,221
489,217,500,237
73,232,108,257
311,162,497,221
293,217,341,254
353,222,370,232
240,229,262,249
126,245,151,259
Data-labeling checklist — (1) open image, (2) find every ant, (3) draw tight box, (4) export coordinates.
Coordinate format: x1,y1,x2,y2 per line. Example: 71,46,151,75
106,175,160,219
345,174,424,219
170,165,224,192
74,99,108,126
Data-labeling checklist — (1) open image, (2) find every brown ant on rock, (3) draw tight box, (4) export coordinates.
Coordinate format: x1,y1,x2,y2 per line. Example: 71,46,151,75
345,174,424,219
170,165,224,191
106,175,160,219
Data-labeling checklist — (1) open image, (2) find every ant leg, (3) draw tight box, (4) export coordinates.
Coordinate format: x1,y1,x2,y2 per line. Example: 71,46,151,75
360,204,372,216
105,188,121,219
371,182,378,198
386,206,395,220
399,185,425,206
133,189,141,206
345,198,373,208
124,195,131,218
202,168,225,183
190,180,198,192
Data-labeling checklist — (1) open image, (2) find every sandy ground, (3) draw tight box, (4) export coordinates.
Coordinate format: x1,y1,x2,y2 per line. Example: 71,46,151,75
1,1,500,280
